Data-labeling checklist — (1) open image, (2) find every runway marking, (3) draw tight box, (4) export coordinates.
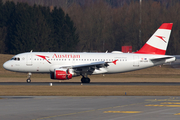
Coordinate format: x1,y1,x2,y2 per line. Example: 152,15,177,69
32,101,151,120
161,102,180,104
104,111,141,113
174,113,180,115
145,104,180,107
145,99,180,102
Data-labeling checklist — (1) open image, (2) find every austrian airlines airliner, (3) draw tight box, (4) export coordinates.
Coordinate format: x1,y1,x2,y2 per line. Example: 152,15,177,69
3,23,175,83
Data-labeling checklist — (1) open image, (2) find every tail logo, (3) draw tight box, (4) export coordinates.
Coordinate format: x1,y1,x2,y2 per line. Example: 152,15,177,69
155,35,166,43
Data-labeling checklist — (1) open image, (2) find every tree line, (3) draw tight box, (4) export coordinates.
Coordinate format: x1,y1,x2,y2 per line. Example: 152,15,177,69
1,0,180,54
0,0,79,54
65,0,180,54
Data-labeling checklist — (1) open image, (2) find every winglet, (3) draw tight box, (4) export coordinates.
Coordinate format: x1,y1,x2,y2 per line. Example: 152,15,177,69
135,23,173,55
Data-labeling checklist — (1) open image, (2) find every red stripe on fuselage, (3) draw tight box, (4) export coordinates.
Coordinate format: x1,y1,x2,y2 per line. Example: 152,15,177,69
135,43,166,55
159,23,173,30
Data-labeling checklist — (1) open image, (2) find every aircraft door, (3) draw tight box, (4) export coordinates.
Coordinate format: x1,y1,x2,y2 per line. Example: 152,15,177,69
133,56,139,67
26,53,32,66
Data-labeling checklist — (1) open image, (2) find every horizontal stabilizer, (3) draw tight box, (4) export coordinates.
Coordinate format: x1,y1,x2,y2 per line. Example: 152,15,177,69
150,56,175,63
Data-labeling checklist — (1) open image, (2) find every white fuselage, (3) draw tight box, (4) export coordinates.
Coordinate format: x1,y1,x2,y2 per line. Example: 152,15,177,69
3,52,175,75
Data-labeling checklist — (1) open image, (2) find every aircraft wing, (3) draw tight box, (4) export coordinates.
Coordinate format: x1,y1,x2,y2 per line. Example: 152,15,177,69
58,61,108,75
72,61,108,75
72,61,107,69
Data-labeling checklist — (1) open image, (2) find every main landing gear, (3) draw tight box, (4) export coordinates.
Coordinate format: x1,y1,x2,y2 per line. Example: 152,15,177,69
81,76,90,83
26,72,32,83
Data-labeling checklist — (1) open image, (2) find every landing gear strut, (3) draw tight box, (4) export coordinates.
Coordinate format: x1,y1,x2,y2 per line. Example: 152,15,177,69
81,76,90,83
26,72,32,83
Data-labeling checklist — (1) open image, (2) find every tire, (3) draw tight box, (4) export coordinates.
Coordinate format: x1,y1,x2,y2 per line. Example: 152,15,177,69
81,77,90,83
26,79,31,83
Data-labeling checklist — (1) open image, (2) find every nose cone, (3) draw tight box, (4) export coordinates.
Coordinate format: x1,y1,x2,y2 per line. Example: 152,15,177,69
3,61,11,71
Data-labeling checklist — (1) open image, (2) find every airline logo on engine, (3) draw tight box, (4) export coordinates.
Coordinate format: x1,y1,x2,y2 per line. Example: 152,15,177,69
52,54,80,58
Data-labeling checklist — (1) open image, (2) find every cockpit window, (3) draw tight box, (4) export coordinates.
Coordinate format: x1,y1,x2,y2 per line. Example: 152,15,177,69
10,57,20,61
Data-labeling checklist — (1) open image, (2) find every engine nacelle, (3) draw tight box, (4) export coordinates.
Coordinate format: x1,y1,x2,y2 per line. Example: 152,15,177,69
50,69,72,80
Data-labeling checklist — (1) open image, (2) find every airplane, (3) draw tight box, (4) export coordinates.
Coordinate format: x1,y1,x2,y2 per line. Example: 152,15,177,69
3,23,175,83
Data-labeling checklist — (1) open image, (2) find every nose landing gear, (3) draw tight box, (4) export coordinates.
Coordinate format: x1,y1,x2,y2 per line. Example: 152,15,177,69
26,72,32,83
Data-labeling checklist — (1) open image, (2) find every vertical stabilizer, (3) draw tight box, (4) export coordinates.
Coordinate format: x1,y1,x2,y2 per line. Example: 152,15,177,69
135,23,173,55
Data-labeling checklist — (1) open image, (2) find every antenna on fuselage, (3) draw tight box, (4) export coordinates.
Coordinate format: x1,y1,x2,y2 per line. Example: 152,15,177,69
30,50,33,53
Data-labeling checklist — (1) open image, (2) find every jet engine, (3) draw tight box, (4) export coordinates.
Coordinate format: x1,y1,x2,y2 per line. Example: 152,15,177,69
50,68,72,80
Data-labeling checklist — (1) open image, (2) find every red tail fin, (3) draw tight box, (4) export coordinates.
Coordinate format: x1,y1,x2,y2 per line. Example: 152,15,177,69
135,23,173,55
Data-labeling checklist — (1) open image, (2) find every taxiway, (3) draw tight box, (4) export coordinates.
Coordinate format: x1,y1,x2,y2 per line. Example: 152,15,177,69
0,96,180,120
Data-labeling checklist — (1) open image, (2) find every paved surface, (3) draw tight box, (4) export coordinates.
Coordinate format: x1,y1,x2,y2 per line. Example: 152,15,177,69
0,82,180,86
0,96,180,120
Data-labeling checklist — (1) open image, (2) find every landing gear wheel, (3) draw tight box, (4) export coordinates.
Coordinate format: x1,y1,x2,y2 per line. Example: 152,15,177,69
26,79,31,83
81,77,90,83
27,72,32,83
